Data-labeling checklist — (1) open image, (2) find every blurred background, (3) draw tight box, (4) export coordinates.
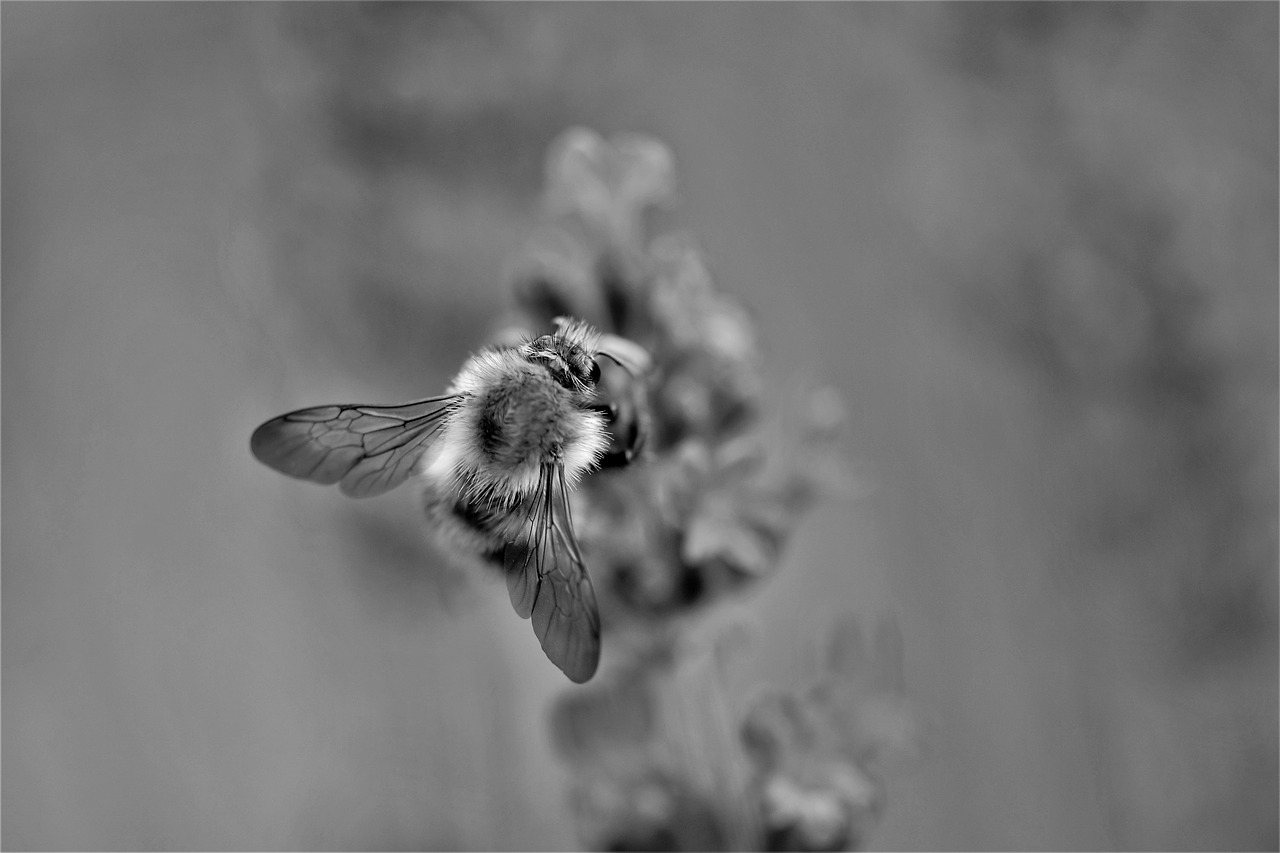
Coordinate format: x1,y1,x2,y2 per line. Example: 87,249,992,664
3,3,1276,850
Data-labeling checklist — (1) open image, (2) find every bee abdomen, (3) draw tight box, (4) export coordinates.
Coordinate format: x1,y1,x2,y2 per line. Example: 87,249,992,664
423,481,518,565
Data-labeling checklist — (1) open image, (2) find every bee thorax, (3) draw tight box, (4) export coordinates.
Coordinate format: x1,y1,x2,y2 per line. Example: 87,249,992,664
425,355,608,503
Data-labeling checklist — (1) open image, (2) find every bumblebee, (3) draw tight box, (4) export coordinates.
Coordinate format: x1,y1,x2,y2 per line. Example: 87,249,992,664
251,318,649,683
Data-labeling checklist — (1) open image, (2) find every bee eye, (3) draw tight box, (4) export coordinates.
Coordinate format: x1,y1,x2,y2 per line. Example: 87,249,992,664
587,360,602,385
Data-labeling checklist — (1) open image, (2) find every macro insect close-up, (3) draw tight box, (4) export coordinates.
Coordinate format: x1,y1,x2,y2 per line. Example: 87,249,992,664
250,318,651,683
5,4,1276,851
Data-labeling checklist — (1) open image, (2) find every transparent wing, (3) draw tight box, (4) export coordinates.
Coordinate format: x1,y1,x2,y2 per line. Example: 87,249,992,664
250,396,459,498
505,463,602,683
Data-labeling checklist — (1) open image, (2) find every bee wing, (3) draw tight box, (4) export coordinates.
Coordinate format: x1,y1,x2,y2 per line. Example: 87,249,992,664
250,396,460,498
505,463,602,683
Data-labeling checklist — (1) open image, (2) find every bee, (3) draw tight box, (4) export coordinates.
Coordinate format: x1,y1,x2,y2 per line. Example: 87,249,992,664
250,317,649,683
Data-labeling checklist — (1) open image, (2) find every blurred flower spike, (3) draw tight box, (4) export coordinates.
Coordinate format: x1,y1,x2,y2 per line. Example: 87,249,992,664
506,129,917,849
550,614,921,850
544,126,677,252
507,128,847,620
742,616,925,851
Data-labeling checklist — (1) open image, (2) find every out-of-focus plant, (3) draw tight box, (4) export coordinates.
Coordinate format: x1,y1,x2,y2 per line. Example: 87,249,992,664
493,128,921,850
505,129,848,626
742,616,922,852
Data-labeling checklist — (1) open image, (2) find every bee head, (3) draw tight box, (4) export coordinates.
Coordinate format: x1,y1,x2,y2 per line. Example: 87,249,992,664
524,318,602,394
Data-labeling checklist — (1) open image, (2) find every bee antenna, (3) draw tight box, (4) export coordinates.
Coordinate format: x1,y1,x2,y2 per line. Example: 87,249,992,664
596,332,653,378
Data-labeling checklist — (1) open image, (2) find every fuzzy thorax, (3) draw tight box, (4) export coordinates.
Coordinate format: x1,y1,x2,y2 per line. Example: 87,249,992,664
424,347,608,503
